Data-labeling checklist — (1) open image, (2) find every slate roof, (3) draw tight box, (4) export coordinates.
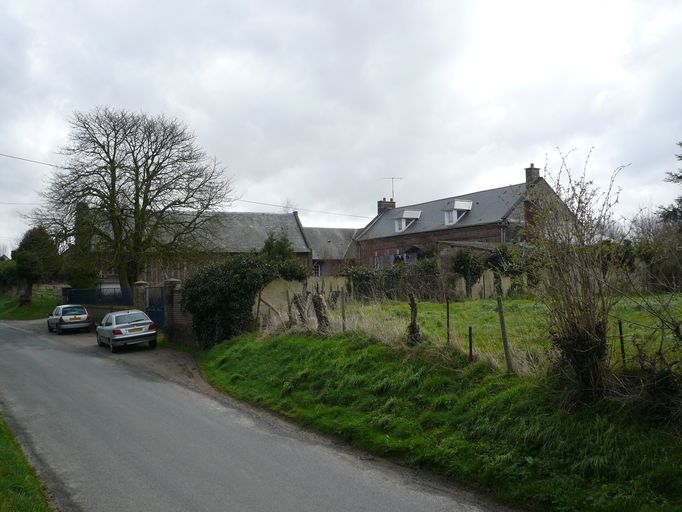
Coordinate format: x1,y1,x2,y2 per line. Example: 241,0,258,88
210,212,310,253
357,182,527,241
303,227,359,261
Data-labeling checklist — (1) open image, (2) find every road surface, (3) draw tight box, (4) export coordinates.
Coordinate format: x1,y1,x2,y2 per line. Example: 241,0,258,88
0,320,509,512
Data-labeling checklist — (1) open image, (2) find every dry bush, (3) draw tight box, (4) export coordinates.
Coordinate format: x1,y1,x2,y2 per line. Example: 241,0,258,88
529,150,628,401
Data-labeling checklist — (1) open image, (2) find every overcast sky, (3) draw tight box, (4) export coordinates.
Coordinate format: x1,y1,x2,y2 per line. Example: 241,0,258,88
1,0,681,255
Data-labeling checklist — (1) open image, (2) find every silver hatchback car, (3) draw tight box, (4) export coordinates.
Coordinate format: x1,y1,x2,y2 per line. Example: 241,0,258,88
48,304,93,334
96,309,157,353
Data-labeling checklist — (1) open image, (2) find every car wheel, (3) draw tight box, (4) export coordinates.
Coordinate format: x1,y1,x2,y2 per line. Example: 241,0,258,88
47,322,52,333
96,334,103,347
109,339,117,353
56,326,62,335
149,338,157,349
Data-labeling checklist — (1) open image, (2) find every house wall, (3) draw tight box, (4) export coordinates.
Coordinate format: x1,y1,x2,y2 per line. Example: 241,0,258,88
356,223,503,267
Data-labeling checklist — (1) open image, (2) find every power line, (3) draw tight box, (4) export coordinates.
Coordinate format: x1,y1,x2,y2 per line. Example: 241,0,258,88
0,152,61,168
0,151,372,220
235,199,371,219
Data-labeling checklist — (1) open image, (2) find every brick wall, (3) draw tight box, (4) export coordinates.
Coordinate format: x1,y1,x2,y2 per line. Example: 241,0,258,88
357,223,503,267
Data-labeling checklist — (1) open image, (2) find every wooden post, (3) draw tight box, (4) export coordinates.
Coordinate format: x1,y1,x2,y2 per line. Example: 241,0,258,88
341,290,346,333
468,325,473,362
618,319,626,366
494,273,514,374
446,298,451,346
407,292,420,346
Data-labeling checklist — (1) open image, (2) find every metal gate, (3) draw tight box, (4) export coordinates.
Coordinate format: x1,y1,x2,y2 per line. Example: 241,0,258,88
146,286,165,330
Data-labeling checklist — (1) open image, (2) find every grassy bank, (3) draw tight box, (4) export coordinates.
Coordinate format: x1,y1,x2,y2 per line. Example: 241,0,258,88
0,294,58,321
201,331,682,512
0,415,52,511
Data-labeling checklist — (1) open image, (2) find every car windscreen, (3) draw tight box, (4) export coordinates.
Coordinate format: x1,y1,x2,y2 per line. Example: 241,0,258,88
114,312,149,325
62,306,86,316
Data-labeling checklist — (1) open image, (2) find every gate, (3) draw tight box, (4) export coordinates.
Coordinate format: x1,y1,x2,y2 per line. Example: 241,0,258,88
146,286,165,330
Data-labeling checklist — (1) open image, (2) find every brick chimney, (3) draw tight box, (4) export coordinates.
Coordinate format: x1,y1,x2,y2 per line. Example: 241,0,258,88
525,163,540,185
377,197,396,215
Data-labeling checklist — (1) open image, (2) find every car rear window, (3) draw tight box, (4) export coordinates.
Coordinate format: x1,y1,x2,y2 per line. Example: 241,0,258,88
115,312,149,325
63,306,86,316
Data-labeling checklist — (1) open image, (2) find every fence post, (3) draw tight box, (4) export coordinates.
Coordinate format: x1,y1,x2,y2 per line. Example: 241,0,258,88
446,298,451,345
468,325,473,362
618,319,626,367
341,290,346,333
494,274,514,374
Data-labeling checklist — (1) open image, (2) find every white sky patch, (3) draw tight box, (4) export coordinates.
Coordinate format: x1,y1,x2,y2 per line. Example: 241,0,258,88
0,0,681,252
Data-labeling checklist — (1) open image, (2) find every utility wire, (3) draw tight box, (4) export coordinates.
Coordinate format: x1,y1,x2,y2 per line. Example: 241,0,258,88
0,152,61,168
0,151,372,220
235,199,371,219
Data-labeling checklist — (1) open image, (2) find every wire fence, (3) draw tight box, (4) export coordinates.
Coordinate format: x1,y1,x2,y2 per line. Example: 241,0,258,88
260,290,681,376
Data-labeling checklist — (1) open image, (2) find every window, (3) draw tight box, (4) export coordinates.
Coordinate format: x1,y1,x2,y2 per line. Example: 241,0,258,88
312,261,321,277
445,210,456,225
395,219,407,232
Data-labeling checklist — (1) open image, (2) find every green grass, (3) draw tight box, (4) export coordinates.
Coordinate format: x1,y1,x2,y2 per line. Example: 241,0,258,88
0,415,52,511
0,294,58,321
200,331,682,512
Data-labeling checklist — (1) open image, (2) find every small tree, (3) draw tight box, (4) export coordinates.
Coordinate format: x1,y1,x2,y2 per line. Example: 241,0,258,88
0,260,18,293
15,227,61,304
452,249,484,298
485,245,521,373
659,141,682,229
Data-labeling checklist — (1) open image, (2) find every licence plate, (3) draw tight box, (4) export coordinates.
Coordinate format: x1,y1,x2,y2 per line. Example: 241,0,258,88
72,317,81,320
130,327,143,333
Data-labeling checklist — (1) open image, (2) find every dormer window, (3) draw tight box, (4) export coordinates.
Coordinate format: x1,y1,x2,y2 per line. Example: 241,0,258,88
395,209,421,233
444,199,473,225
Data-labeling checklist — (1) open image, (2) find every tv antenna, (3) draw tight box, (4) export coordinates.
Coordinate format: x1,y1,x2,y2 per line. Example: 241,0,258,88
381,177,403,200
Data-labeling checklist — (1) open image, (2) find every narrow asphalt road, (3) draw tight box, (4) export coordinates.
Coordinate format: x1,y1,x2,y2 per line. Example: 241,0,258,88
0,320,509,512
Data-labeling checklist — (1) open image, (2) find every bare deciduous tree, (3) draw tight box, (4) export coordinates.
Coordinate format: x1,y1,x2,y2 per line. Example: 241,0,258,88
33,107,232,288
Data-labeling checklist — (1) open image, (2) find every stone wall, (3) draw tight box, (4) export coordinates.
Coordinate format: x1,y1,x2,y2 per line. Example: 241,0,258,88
163,276,347,346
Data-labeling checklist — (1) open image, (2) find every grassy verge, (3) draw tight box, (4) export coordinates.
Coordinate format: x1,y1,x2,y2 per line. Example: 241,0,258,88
200,331,682,512
0,415,52,511
0,294,58,321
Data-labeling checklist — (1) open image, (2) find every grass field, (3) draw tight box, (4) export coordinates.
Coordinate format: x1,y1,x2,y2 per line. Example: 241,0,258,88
0,294,58,321
331,296,682,372
0,415,52,512
200,331,682,512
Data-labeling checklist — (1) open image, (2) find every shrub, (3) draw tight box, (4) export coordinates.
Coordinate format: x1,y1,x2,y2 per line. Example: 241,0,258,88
183,244,310,348
183,254,277,348
343,258,442,301
452,249,484,298
0,260,18,292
